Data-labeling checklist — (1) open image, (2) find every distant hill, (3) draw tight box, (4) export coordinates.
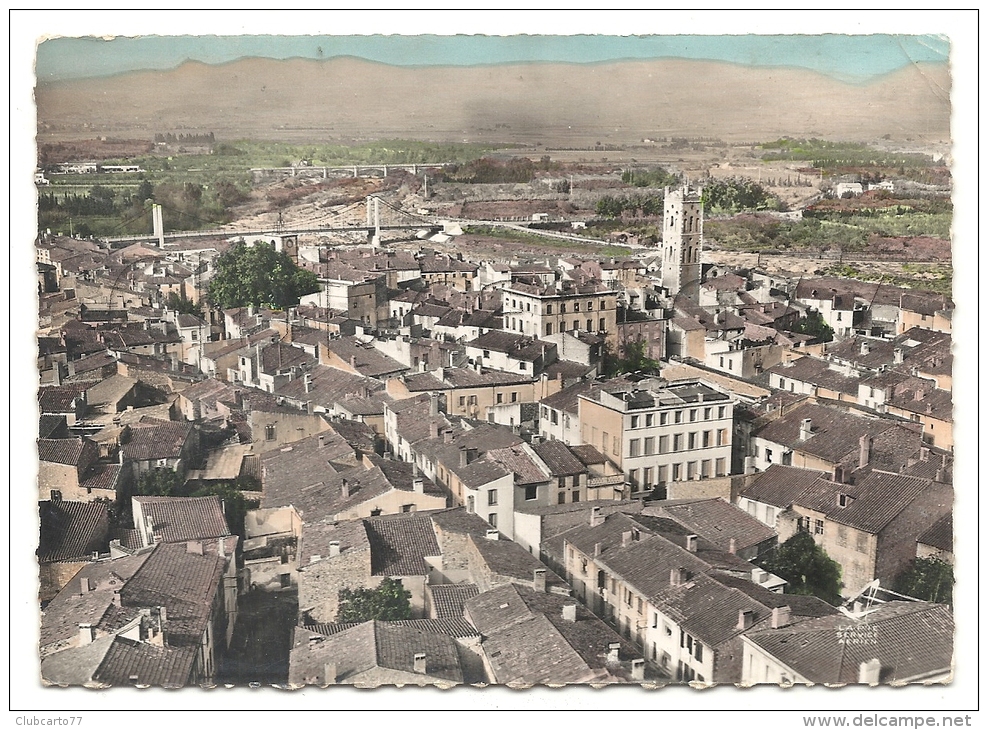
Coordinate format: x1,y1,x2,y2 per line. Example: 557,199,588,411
35,56,951,145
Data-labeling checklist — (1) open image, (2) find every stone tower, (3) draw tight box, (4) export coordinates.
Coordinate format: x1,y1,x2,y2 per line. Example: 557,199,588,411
661,185,703,299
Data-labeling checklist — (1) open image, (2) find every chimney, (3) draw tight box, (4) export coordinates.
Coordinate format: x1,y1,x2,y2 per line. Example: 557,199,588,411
736,609,755,630
858,658,881,685
349,355,357,370
430,421,440,439
459,447,469,468
533,568,547,592
590,506,604,527
80,577,92,594
919,446,930,462
621,530,633,548
111,591,121,607
893,347,904,365
304,373,312,393
631,658,645,682
186,540,203,555
607,642,621,664
859,341,870,356
485,529,499,541
322,663,338,685
858,435,872,469
799,418,812,440
670,568,687,586
329,540,341,557
685,534,698,552
429,393,439,416
218,537,225,558
341,479,350,498
412,478,424,494
728,537,737,555
833,465,846,484
594,542,602,557
771,605,791,629
413,653,427,674
78,623,95,646
562,604,578,622
935,468,946,483
318,434,325,448
443,429,453,444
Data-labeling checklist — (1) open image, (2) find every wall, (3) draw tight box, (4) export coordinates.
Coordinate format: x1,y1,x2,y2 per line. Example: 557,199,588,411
297,544,376,624
38,561,88,604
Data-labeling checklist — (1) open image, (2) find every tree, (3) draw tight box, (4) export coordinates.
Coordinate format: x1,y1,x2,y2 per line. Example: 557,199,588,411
190,476,260,539
135,468,185,497
337,578,412,622
757,531,843,605
207,241,320,310
789,310,834,343
892,557,953,606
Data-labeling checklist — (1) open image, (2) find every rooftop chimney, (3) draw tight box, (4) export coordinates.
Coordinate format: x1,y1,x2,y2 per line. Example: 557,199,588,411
799,418,812,441
631,658,645,682
594,542,602,557
737,609,755,631
459,447,469,468
858,658,881,685
318,434,325,447
858,435,872,469
78,623,95,646
607,642,621,664
304,373,312,393
323,663,338,685
349,355,357,370
621,530,633,548
429,393,439,416
860,341,871,356
218,537,226,558
80,577,93,594
430,421,440,439
485,529,499,541
893,347,904,365
443,429,453,444
562,604,578,622
728,537,737,555
533,568,547,593
329,540,341,557
685,534,698,553
413,653,427,674
590,505,604,527
771,605,792,629
670,568,688,586
412,478,424,494
186,540,203,555
341,479,350,499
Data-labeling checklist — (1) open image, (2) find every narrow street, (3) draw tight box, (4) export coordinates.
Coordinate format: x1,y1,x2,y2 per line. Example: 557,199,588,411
218,589,298,686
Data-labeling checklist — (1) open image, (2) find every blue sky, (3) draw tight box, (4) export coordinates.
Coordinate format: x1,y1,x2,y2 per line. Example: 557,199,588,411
36,33,949,84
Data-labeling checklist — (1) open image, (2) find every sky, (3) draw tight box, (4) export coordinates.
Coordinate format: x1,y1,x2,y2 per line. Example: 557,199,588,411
35,32,950,84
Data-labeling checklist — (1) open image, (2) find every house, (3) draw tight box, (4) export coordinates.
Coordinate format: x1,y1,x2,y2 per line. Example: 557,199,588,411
501,280,619,348
577,379,734,497
462,582,646,684
463,330,557,377
643,497,777,561
741,601,953,685
915,513,952,565
289,620,473,686
897,292,952,335
120,417,198,483
130,495,231,549
38,437,121,503
738,465,953,596
38,499,110,603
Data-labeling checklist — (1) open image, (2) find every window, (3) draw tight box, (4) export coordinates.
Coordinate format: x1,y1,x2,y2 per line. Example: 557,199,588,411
690,409,697,422
672,463,681,481
637,597,644,615
673,434,683,451
370,508,383,516
643,467,653,487
629,439,641,457
765,448,773,463
588,301,594,311
459,396,466,406
526,303,531,312
694,641,703,662
572,490,580,503
599,301,606,310
814,519,825,536
525,485,538,501
613,436,620,455
560,303,567,314
701,460,711,478
574,302,580,312
587,319,593,331
688,432,697,449
717,429,728,446
718,406,726,419
573,320,579,331
558,491,566,504
545,305,553,315
629,469,639,487
401,504,415,513
469,395,478,406
601,431,609,451
488,513,498,528
265,424,277,441
599,318,606,331
674,411,683,424
644,437,655,455
702,431,711,448
631,415,639,428
704,408,712,420
645,413,654,427
488,490,498,506
280,574,291,588
511,392,518,403
625,588,633,607
657,465,668,483
50,490,61,501
687,461,697,480
496,393,503,404
545,323,552,336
